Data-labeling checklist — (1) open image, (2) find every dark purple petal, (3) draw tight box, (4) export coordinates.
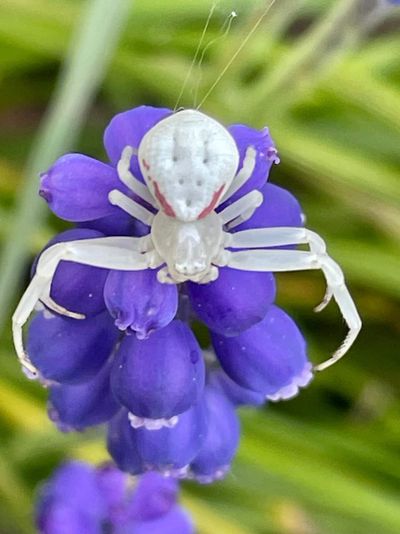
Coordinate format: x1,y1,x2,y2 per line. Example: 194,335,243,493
48,359,119,431
104,106,172,181
189,386,240,483
119,506,194,534
104,269,178,338
208,368,265,407
40,154,125,221
36,462,104,534
218,124,278,207
28,310,118,385
33,228,108,317
233,182,303,232
212,305,313,401
111,320,205,420
135,400,208,475
128,472,178,522
188,267,275,336
108,401,207,476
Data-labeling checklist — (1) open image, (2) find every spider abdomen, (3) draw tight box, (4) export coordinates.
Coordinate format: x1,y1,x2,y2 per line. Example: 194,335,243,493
138,109,239,222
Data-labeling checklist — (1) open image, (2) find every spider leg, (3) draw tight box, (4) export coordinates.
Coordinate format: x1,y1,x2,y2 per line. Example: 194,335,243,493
218,190,263,225
117,146,157,208
220,247,361,371
220,146,257,203
108,189,155,226
13,236,152,378
226,226,331,310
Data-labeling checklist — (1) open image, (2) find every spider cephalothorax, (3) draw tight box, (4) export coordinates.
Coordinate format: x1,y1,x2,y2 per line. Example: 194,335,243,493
13,108,361,378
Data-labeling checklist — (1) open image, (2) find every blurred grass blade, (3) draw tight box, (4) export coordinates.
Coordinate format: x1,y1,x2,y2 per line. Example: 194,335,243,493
0,0,131,333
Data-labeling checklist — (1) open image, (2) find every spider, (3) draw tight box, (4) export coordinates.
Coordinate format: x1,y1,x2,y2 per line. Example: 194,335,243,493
13,109,361,377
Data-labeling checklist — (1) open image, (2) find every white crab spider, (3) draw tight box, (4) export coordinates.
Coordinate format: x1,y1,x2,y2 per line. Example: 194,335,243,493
13,109,361,377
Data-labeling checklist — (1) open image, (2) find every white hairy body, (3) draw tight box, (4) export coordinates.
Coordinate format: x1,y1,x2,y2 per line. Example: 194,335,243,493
13,109,361,377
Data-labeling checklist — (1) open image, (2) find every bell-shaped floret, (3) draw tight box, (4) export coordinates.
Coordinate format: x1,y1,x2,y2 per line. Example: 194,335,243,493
189,386,240,483
111,320,205,424
107,401,207,476
40,155,126,222
212,305,313,401
104,269,178,338
28,310,118,385
48,359,119,431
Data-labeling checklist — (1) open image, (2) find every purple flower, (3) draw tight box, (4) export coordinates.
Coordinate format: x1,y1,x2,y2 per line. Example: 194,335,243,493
108,401,208,477
28,310,118,385
36,462,194,534
104,268,178,337
212,305,313,401
110,320,205,423
22,105,319,481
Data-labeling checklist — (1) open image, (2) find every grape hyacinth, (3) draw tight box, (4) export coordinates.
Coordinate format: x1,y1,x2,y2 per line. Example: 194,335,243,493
36,462,193,534
25,105,314,483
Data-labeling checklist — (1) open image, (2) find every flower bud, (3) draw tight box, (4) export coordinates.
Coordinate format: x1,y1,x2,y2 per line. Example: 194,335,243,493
104,269,178,338
212,305,313,401
111,320,205,422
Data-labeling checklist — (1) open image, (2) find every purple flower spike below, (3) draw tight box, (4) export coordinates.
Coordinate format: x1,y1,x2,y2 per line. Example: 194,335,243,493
104,269,178,338
111,320,205,423
128,472,179,522
36,462,194,534
212,305,314,401
36,462,105,534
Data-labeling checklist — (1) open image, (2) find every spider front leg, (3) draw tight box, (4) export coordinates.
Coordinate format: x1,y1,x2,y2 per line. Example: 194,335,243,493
12,236,154,377
117,146,157,208
219,235,361,371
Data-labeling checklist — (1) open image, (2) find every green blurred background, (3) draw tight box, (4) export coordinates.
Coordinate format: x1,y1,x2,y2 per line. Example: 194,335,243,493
0,0,399,532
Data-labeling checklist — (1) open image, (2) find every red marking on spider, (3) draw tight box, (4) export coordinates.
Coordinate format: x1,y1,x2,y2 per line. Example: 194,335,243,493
153,181,176,218
142,158,150,171
198,184,225,219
